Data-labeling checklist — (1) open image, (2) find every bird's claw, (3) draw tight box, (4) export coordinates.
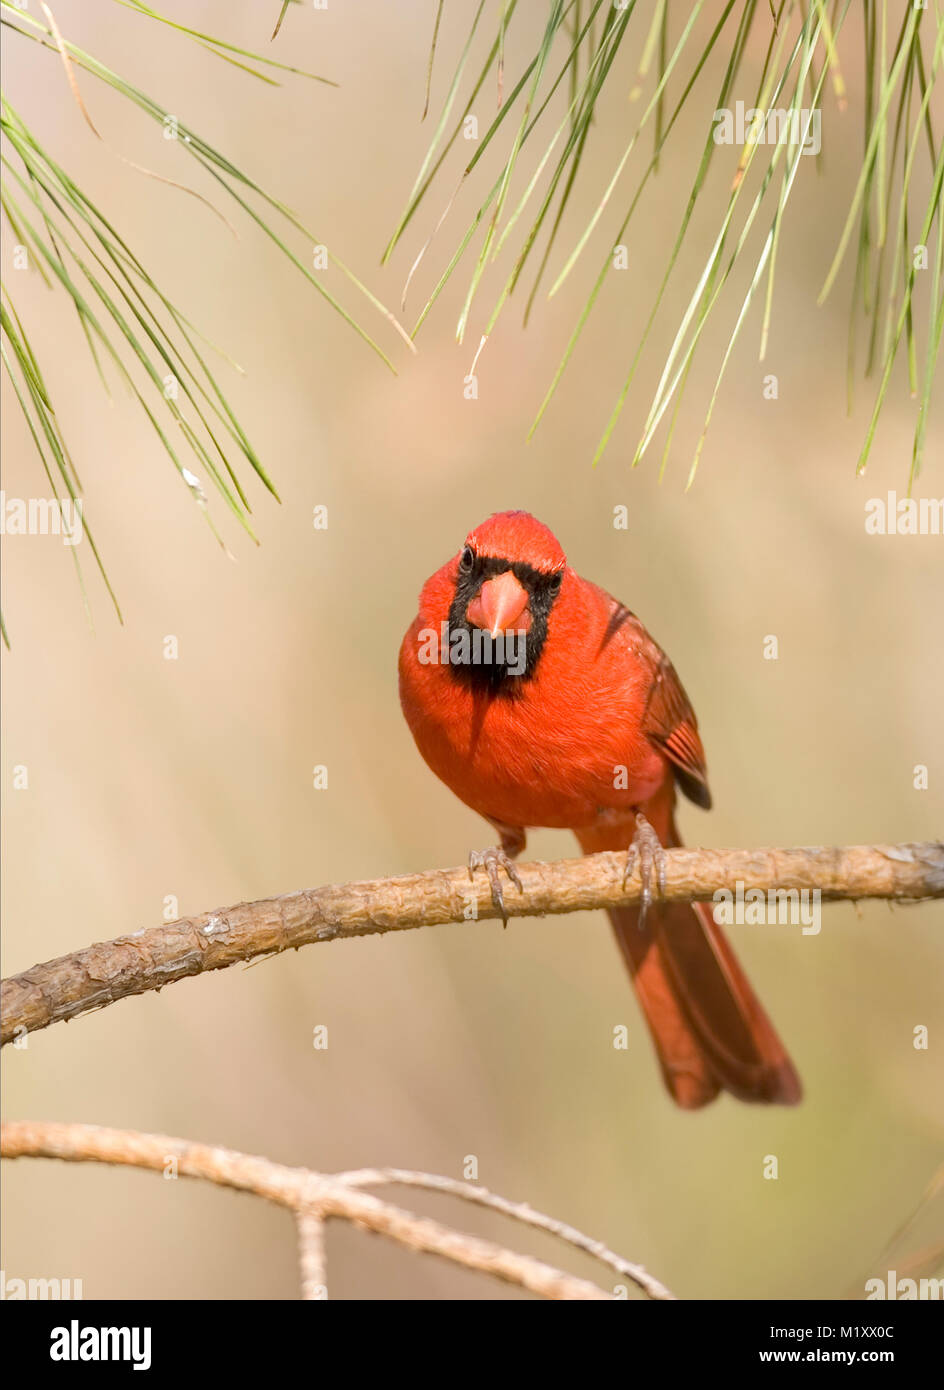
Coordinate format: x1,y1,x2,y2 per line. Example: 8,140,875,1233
623,812,667,928
468,846,523,926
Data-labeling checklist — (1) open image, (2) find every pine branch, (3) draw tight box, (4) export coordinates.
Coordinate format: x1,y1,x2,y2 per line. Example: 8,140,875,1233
2,842,941,1048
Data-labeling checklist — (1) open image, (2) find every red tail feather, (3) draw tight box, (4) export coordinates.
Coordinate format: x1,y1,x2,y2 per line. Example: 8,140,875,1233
578,815,801,1108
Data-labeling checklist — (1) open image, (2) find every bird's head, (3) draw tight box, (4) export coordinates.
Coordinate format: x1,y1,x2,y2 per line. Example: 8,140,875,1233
446,511,568,689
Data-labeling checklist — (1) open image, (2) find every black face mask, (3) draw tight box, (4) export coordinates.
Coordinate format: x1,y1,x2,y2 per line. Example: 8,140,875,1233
446,552,563,692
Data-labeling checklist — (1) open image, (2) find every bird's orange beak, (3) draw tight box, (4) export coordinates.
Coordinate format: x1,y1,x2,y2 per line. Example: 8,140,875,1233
466,571,532,638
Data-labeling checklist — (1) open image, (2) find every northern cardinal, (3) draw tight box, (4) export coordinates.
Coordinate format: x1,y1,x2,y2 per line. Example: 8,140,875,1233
399,511,801,1108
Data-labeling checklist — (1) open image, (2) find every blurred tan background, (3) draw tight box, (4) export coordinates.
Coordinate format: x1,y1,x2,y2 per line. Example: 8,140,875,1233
2,1,942,1300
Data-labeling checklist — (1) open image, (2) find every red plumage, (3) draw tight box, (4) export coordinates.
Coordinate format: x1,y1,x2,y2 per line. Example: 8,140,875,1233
399,510,801,1108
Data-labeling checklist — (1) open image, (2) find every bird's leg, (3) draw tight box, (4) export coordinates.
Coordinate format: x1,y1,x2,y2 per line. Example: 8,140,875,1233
468,822,525,927
623,811,667,928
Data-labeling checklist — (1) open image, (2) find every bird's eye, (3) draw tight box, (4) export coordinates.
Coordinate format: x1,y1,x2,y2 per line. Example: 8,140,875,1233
548,571,563,593
459,545,475,573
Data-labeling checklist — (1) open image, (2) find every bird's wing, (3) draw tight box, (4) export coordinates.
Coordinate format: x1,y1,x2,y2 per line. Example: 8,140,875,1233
594,591,712,810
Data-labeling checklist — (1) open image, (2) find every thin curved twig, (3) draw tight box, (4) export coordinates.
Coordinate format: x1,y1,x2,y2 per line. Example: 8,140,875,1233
339,1167,674,1300
1,1119,668,1301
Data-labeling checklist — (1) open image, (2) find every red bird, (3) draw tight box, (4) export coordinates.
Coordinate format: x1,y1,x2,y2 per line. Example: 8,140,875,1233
399,511,801,1108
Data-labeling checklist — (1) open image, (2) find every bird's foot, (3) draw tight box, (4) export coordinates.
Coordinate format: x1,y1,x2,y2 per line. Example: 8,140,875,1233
623,812,667,927
468,846,523,927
